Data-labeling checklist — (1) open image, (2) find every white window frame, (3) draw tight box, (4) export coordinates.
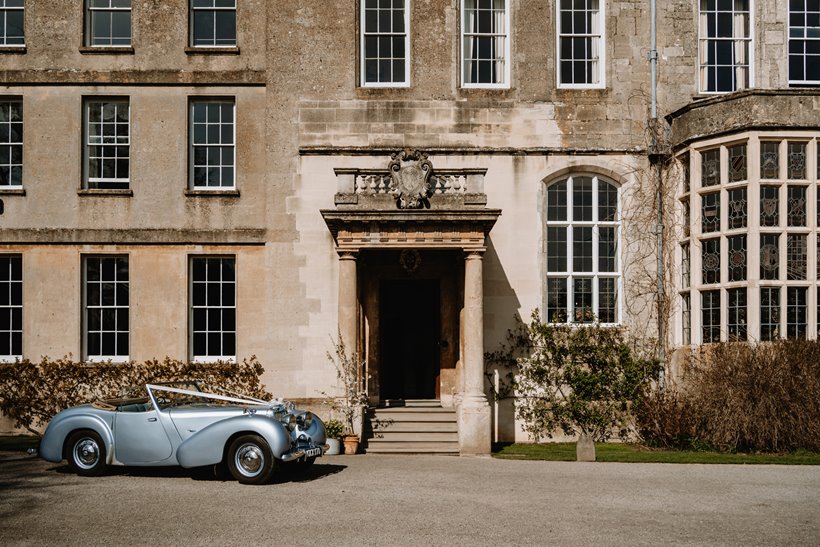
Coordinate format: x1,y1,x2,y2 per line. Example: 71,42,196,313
83,255,129,363
190,256,236,363
0,0,24,47
460,0,510,89
189,98,236,190
83,98,130,189
543,174,622,325
0,254,22,362
555,0,606,89
697,0,754,94
788,0,820,85
190,0,236,48
360,0,411,88
85,0,132,47
0,98,22,189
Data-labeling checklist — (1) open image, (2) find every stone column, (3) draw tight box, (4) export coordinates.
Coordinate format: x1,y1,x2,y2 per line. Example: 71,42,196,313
338,251,358,353
459,250,491,455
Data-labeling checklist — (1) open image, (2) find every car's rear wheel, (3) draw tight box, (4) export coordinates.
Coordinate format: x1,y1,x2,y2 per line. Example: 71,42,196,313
65,430,107,476
227,434,275,485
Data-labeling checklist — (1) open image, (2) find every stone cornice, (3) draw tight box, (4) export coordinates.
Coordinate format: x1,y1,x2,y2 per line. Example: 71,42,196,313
320,209,501,252
0,228,267,245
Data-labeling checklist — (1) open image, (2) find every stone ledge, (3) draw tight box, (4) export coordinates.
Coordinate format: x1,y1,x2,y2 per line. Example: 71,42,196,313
0,69,265,86
0,228,267,245
667,89,820,148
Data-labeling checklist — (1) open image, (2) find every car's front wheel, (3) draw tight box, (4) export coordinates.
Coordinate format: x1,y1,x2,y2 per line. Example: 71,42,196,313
227,434,275,485
65,430,107,476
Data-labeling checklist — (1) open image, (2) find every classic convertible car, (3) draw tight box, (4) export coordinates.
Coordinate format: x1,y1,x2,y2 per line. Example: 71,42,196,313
39,382,327,485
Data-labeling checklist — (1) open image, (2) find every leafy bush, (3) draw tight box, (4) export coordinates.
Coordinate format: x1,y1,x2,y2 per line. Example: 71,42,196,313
0,356,271,436
489,311,660,443
324,419,344,439
637,340,820,452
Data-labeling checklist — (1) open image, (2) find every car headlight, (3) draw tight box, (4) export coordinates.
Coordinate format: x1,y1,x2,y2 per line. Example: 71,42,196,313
279,413,297,431
297,412,313,430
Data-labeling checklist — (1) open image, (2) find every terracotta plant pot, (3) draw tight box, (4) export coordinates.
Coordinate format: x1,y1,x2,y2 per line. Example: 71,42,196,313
342,434,360,455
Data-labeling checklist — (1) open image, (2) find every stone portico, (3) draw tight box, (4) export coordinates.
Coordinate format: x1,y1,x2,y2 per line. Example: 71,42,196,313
321,150,500,455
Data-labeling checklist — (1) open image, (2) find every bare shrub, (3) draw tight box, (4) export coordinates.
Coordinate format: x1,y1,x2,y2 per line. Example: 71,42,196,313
0,356,270,436
637,340,820,452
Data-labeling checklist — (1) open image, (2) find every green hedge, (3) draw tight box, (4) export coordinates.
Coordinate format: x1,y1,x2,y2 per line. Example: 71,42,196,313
0,356,271,436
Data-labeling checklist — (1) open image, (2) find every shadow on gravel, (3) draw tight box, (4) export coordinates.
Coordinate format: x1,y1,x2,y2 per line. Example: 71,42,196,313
48,460,348,484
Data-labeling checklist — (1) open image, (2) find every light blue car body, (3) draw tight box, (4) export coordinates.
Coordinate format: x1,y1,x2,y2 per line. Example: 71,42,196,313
39,383,327,470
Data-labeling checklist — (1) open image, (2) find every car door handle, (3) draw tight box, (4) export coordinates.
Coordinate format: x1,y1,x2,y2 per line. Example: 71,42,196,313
148,417,157,422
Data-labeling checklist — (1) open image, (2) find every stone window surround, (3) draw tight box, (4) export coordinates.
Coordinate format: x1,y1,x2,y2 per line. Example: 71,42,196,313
555,0,606,89
84,0,131,48
542,173,622,325
0,0,24,50
83,96,131,191
697,0,754,94
83,254,129,363
788,0,820,86
360,0,411,88
188,97,236,191
189,0,237,49
189,255,236,363
460,0,511,89
0,97,22,189
675,130,819,346
0,254,22,362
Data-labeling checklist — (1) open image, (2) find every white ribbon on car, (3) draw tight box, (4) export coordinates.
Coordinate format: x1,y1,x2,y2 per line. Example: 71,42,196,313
146,384,284,407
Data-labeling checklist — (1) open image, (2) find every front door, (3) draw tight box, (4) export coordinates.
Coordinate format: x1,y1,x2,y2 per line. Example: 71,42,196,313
379,279,440,400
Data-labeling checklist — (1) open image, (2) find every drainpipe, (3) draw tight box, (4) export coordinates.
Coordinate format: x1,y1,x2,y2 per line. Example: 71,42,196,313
649,0,666,390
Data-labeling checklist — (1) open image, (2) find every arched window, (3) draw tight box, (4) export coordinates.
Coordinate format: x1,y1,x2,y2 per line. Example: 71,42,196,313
544,175,620,324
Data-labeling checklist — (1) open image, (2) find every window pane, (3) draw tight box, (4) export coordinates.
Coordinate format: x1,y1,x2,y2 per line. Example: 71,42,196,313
573,227,593,272
786,234,807,280
727,143,747,182
728,235,746,281
701,149,720,186
572,177,593,221
545,278,567,323
547,181,567,221
701,290,721,343
573,278,594,323
760,142,780,179
546,227,567,272
760,234,780,280
760,287,780,341
727,288,747,341
701,192,721,232
760,186,779,226
786,287,807,339
702,238,720,284
191,257,236,360
727,187,747,229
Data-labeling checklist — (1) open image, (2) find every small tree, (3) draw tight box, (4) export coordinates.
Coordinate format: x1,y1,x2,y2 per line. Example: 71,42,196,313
504,311,659,460
325,336,369,437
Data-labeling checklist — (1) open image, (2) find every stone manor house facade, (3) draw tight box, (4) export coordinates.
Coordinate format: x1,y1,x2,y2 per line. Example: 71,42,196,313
0,1,818,453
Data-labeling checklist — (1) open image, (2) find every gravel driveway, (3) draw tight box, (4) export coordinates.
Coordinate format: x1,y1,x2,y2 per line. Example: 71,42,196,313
1,451,818,546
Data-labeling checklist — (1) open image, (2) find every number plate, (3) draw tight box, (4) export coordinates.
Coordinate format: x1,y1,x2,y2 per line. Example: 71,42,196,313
304,447,322,458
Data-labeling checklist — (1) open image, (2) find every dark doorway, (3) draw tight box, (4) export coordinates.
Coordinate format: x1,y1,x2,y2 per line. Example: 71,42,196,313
379,279,440,400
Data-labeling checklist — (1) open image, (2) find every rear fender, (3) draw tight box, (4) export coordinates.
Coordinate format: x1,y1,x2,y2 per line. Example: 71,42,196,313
40,413,114,465
176,414,290,468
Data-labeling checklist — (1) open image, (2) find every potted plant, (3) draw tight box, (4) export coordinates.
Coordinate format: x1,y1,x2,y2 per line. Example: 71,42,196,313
326,336,369,454
323,419,344,455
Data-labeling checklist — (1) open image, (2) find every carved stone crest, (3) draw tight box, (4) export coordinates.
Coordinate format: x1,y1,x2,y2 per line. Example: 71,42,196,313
388,149,433,209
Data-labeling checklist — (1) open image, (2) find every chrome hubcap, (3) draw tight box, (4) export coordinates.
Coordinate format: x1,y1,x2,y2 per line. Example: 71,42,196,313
74,438,99,469
235,443,264,477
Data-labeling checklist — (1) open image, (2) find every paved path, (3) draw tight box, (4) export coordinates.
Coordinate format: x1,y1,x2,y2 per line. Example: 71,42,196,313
0,451,818,546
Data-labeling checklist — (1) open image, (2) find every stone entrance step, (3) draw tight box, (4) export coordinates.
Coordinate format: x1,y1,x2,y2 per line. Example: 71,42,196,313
365,401,459,455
